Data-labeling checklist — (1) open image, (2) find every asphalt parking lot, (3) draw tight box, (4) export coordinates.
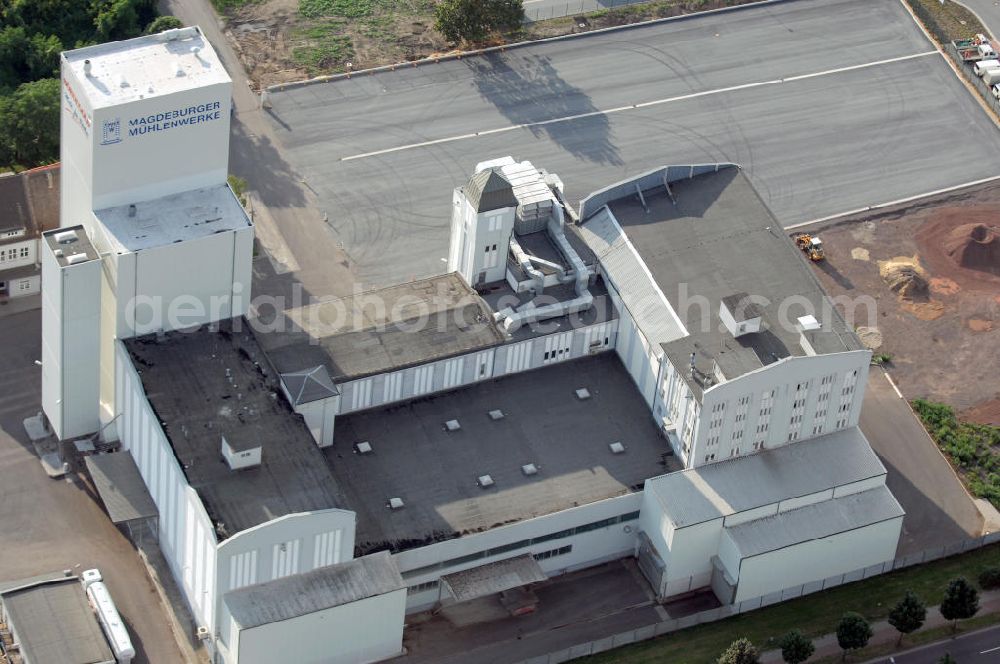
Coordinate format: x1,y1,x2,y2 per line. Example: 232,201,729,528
0,310,185,663
265,0,1000,286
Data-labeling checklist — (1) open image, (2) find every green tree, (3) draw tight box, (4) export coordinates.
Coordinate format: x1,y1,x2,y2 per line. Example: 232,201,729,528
938,654,956,664
145,15,183,34
940,577,979,632
434,0,523,43
978,566,1000,590
717,637,759,664
836,612,873,660
0,77,60,166
887,591,927,645
778,630,815,664
2,0,93,48
92,0,158,42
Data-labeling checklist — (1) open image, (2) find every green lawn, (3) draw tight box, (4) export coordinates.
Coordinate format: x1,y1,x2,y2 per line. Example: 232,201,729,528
579,545,1000,664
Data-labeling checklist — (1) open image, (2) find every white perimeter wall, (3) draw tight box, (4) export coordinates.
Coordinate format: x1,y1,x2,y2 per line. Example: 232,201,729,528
115,341,218,633
398,493,641,612
233,589,406,664
605,279,660,411
727,516,904,603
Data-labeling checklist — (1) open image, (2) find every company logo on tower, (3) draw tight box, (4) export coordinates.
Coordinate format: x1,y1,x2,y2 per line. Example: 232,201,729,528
101,117,122,145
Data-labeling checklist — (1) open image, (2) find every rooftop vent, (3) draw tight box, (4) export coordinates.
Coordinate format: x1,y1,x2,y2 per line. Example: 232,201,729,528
477,474,495,488
720,293,763,338
609,442,626,454
354,441,372,454
521,463,538,476
221,435,261,471
119,74,129,88
66,253,89,265
445,419,461,432
797,315,821,332
387,497,405,510
53,230,79,245
488,410,504,421
575,388,591,400
83,59,92,76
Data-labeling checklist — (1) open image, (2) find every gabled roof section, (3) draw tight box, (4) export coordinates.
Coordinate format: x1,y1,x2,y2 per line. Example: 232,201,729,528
465,168,518,213
225,551,403,628
280,365,339,406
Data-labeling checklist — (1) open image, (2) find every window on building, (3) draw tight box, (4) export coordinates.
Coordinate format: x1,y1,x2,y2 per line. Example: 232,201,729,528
408,580,440,595
534,545,572,561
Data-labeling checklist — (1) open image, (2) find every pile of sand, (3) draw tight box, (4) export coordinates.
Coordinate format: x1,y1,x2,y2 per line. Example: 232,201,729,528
943,223,1000,276
856,326,883,350
879,256,929,299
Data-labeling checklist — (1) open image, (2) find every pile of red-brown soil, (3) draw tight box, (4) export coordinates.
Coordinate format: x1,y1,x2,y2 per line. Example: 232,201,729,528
917,207,1000,289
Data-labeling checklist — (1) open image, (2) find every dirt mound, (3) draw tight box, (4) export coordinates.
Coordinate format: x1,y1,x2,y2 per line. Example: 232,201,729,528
942,223,1000,275
916,207,1000,290
879,256,929,299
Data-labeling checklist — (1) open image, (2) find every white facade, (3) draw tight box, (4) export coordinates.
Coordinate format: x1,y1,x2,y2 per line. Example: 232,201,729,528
40,228,102,439
448,187,516,287
0,239,36,270
114,341,356,653
225,588,406,664
60,27,231,221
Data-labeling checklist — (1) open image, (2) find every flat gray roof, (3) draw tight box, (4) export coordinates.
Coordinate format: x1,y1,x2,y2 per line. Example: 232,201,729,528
727,485,904,558
0,576,114,664
329,352,680,554
225,551,403,628
582,167,863,398
85,452,158,524
254,273,506,381
124,319,346,538
94,183,250,253
645,427,886,528
42,225,101,267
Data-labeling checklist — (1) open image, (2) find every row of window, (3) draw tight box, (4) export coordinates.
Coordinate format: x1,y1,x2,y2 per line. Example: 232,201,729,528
0,246,30,262
400,512,640,580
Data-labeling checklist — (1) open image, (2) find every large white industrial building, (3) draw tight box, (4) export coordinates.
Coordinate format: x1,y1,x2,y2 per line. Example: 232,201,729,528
43,28,904,664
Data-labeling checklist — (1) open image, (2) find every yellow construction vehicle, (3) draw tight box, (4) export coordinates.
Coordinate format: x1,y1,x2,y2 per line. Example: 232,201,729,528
794,233,825,261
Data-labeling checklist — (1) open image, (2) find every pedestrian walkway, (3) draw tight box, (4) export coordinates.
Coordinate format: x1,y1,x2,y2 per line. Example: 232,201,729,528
760,589,1000,662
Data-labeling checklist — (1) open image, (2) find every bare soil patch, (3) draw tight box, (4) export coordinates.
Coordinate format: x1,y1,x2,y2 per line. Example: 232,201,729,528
216,0,765,88
807,183,1000,425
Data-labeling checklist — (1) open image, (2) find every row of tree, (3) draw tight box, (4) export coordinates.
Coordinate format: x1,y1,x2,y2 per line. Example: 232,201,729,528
717,577,982,664
0,1,182,168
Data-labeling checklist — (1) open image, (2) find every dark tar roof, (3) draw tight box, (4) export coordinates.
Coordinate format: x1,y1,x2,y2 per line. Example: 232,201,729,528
225,551,403,628
0,575,114,664
255,273,507,381
329,353,680,554
721,292,763,322
465,168,518,213
124,319,346,538
85,451,158,524
583,167,863,398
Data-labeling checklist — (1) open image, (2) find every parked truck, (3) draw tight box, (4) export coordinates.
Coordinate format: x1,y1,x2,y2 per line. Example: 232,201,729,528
81,569,135,664
974,58,1000,76
983,69,1000,86
954,34,997,61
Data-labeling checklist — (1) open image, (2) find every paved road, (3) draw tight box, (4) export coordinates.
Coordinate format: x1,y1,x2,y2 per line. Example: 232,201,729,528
870,624,1000,664
959,0,1000,39
162,0,355,305
265,0,1000,287
860,367,983,555
0,311,185,663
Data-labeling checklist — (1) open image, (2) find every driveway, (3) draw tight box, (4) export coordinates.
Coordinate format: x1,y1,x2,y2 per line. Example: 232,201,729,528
0,311,186,663
263,0,1000,287
958,0,1000,38
860,367,984,555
